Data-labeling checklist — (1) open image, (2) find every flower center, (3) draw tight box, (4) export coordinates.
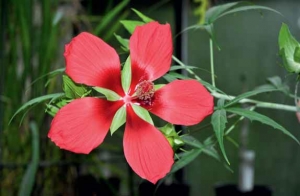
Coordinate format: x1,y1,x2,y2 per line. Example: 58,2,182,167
134,80,155,106
122,94,132,105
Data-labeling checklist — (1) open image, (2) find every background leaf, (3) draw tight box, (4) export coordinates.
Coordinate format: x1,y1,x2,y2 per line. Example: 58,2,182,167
279,23,300,73
18,122,39,196
211,109,230,164
226,107,300,144
9,93,64,124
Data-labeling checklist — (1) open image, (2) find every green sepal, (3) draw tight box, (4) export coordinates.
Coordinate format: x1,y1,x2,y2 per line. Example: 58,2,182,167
211,99,230,165
62,75,89,99
278,23,300,73
120,20,144,34
131,104,153,125
110,106,126,135
121,56,131,93
158,123,184,151
93,87,121,101
45,99,69,117
154,84,165,90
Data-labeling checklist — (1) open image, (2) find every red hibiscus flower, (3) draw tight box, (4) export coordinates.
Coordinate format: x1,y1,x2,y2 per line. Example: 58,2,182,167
48,22,214,183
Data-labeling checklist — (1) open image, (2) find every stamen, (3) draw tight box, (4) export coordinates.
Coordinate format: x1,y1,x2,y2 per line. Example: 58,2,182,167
135,80,155,106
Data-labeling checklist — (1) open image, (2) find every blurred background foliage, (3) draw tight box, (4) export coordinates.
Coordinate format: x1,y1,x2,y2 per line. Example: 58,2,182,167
1,0,300,196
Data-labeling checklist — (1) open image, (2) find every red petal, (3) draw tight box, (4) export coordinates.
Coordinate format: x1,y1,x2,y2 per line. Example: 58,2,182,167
129,22,172,91
65,32,124,96
48,98,123,154
123,105,174,184
149,80,214,125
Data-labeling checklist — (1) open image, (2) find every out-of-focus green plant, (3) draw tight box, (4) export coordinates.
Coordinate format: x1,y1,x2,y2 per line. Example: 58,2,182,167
2,0,130,195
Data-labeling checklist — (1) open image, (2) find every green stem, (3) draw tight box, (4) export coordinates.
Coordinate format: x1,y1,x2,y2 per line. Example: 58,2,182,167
212,91,298,112
172,55,202,81
173,53,298,113
210,38,216,88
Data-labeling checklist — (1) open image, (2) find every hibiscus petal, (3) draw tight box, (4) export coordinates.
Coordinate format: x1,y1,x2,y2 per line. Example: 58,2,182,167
65,32,124,95
123,105,174,184
149,80,214,126
48,98,122,154
129,22,172,90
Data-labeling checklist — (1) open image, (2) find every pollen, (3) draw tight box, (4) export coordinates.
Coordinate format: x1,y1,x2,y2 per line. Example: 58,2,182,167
135,80,155,106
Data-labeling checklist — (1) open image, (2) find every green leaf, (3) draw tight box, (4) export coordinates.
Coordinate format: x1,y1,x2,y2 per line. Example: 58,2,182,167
217,5,282,20
131,8,153,23
131,104,153,125
224,86,278,108
18,122,39,196
110,106,126,135
205,2,282,24
62,75,89,99
211,108,230,164
170,149,202,174
30,68,65,88
114,33,129,50
205,2,243,23
279,23,300,73
120,20,144,34
9,93,64,124
294,46,300,63
226,107,300,144
121,56,131,93
182,135,219,160
93,87,121,101
181,135,233,172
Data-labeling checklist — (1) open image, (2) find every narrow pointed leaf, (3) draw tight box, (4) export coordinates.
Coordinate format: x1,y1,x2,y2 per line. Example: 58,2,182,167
18,122,39,196
171,149,202,174
131,8,153,23
224,86,278,108
226,107,300,144
205,2,243,23
211,109,230,164
9,93,64,124
93,0,130,35
217,5,283,20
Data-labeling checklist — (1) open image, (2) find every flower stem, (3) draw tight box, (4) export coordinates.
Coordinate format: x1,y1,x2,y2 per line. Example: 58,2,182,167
210,38,216,88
